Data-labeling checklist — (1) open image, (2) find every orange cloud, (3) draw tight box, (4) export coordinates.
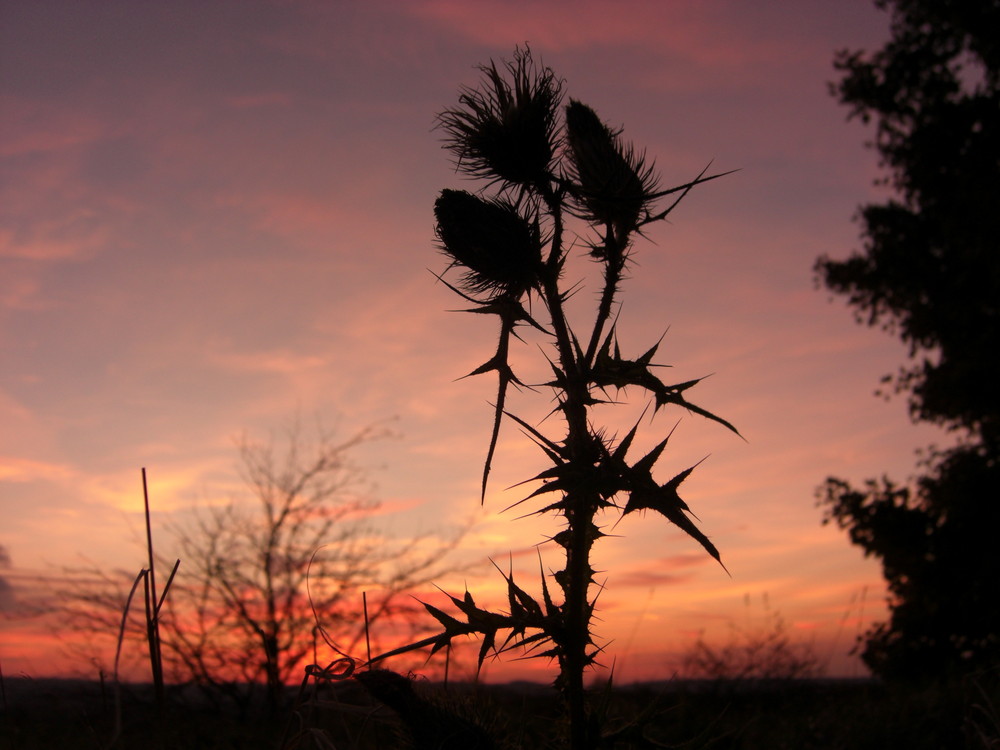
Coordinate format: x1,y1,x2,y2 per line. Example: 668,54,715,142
0,456,76,483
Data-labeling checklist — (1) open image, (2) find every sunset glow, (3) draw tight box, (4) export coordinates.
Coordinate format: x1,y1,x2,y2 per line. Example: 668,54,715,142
1,0,941,685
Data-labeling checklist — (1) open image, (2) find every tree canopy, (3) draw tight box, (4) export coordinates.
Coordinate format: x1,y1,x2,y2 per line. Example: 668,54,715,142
816,0,1000,681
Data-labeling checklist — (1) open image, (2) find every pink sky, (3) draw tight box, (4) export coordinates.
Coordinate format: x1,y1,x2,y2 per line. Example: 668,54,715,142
1,0,941,683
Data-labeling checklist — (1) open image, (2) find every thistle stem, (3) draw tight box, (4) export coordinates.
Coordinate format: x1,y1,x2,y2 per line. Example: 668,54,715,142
584,226,628,367
539,202,607,748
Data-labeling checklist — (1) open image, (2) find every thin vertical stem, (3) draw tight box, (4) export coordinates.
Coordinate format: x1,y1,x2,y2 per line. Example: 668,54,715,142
142,468,165,707
584,230,628,368
143,469,158,614
113,569,147,746
363,591,372,668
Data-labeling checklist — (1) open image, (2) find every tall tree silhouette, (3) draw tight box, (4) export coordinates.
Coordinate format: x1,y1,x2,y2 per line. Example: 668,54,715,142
816,0,1000,681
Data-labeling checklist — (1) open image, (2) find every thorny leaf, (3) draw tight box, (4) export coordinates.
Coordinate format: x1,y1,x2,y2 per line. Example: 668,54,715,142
640,162,739,227
452,298,550,337
452,307,531,502
434,269,552,503
373,569,559,675
493,559,545,622
621,460,728,573
591,328,742,437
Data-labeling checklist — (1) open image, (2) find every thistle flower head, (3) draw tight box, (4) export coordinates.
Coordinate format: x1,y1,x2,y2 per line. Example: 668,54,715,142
437,47,563,191
435,189,543,299
564,99,660,235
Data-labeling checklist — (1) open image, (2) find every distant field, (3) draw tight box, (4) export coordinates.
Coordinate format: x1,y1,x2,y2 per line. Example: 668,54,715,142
0,674,993,749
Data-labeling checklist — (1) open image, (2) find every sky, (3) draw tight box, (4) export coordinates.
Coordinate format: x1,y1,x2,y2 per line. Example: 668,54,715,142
0,0,947,684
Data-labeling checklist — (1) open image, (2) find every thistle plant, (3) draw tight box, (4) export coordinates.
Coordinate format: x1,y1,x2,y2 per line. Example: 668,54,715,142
377,48,737,749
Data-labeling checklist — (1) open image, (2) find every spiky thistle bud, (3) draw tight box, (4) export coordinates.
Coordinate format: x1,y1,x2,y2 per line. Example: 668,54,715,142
435,189,542,299
437,47,562,190
564,99,660,236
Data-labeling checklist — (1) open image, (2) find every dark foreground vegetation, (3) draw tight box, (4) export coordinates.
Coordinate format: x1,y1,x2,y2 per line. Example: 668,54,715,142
2,672,998,749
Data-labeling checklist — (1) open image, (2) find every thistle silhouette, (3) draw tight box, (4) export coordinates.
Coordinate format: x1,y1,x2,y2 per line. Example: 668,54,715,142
375,47,738,750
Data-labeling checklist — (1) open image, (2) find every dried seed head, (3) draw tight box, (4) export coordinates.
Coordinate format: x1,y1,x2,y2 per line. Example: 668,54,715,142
564,99,660,235
437,47,562,190
435,189,543,299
